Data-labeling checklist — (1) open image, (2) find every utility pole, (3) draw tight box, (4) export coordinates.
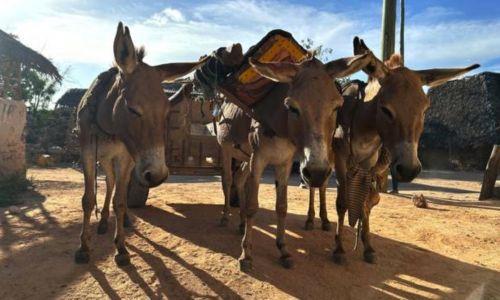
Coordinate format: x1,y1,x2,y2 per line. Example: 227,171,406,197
380,0,398,192
381,0,397,61
400,0,405,64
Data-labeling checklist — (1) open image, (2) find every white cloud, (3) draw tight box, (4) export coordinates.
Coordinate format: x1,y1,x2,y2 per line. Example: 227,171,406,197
1,0,499,97
146,8,186,26
404,20,500,68
13,13,116,65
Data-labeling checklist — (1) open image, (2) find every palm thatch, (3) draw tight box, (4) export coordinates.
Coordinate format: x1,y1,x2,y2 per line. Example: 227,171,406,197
55,88,86,108
0,29,61,80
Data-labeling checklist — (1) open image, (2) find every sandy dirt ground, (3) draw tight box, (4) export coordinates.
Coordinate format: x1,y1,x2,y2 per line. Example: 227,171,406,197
0,167,499,299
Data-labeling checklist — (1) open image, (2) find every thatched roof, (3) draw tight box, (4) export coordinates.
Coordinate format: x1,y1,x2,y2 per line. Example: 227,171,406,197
55,88,86,108
0,29,61,80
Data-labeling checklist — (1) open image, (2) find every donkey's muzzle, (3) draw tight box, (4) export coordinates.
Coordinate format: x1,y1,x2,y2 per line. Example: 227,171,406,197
138,166,169,188
301,166,332,188
393,162,421,182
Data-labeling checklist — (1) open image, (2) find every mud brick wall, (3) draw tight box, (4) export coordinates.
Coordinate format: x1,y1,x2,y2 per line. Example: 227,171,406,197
0,98,26,179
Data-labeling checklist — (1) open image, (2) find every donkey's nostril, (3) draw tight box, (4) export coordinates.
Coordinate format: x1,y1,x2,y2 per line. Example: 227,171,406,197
394,163,420,182
144,171,152,183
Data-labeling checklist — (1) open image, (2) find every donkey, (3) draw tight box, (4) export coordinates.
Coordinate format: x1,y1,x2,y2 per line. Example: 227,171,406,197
331,37,479,264
217,101,252,229
302,80,366,232
75,22,206,266
234,54,372,271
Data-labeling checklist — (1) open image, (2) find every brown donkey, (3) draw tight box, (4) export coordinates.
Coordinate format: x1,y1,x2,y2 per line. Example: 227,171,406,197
217,101,252,229
331,37,479,264
234,54,372,271
75,22,206,266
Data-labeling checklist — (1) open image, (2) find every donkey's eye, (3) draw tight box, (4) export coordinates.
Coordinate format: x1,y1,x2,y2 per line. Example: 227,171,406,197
127,106,142,117
380,106,394,121
286,105,300,116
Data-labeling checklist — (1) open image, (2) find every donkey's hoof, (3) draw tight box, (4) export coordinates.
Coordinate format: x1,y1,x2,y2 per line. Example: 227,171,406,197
304,220,314,231
219,217,229,227
123,215,132,228
238,258,253,272
115,253,131,267
97,220,108,235
279,255,294,269
74,249,90,264
363,251,376,264
332,252,345,265
238,223,245,235
321,221,332,232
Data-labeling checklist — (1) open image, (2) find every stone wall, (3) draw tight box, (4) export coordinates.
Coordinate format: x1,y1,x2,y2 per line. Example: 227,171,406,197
421,72,500,170
0,98,26,179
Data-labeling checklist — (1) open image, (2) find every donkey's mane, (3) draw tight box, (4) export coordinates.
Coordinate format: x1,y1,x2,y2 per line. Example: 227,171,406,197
385,53,403,69
113,46,146,68
136,46,146,62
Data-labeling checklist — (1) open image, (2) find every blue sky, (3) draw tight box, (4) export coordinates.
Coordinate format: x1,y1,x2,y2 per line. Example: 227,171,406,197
1,0,499,103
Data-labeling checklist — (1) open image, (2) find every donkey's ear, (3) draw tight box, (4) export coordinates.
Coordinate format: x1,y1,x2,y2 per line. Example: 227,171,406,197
325,53,371,78
155,56,209,82
353,37,389,80
353,36,370,55
248,57,299,83
414,64,480,87
113,22,137,74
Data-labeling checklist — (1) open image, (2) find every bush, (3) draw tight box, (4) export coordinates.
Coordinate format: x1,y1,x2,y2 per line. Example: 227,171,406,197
0,174,31,207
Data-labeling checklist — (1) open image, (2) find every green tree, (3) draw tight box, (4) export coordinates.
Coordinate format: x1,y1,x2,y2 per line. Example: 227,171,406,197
301,38,333,62
301,38,350,85
21,68,59,113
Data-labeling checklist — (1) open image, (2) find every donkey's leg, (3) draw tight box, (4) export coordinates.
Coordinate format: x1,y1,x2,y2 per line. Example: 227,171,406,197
239,154,265,272
220,151,233,226
97,158,115,235
333,191,347,264
319,183,331,231
234,162,250,235
275,160,293,268
362,190,380,263
75,146,97,264
112,155,134,266
333,163,347,264
361,208,375,263
305,188,315,230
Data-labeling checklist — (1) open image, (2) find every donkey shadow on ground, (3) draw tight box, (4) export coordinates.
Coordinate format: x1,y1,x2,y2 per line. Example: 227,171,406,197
1,178,499,299
132,203,500,299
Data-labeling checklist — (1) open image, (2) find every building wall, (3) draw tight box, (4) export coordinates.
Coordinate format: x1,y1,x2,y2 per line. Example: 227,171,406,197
0,98,26,179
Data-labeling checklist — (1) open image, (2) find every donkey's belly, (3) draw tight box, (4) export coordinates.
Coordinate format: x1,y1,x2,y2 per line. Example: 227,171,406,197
97,138,129,161
259,135,296,166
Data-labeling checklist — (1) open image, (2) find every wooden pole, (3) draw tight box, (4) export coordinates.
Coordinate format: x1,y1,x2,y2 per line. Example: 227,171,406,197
479,145,500,200
381,0,397,61
380,0,397,192
400,0,405,64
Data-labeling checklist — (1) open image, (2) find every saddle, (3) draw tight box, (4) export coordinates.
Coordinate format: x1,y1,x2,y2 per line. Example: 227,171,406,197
76,67,119,137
